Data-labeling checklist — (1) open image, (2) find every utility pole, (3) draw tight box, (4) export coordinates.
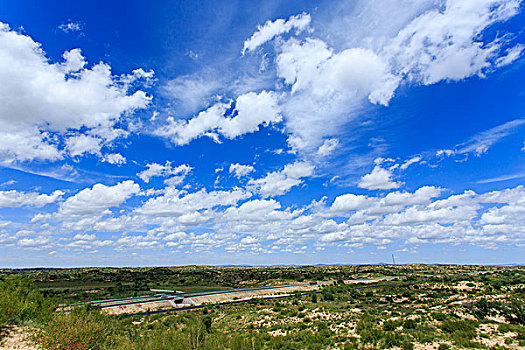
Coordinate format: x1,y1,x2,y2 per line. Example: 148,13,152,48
392,254,398,275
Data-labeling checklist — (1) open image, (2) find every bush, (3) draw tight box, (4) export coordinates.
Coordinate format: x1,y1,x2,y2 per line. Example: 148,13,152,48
440,319,476,338
503,299,525,325
403,319,417,329
402,340,415,350
431,312,448,321
39,307,120,350
469,299,492,320
202,315,212,333
384,319,404,332
311,293,318,303
382,331,404,347
0,275,56,326
321,288,335,301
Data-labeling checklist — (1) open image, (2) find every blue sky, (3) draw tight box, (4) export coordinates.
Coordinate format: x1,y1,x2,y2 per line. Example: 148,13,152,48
0,0,524,267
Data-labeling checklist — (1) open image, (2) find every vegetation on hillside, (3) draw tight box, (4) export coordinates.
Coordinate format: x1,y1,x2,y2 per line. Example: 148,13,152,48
1,265,524,349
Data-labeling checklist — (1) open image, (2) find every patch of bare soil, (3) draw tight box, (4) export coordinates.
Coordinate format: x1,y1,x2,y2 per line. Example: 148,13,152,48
0,327,40,350
103,300,173,315
191,284,321,305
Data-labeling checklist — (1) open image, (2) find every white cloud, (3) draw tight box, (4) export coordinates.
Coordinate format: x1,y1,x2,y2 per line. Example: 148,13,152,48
496,44,524,67
330,194,369,214
162,73,222,115
277,40,399,151
229,163,254,178
155,90,281,146
18,236,50,248
358,165,402,190
242,13,311,54
247,161,314,197
385,0,522,85
223,199,287,222
163,232,187,241
65,135,102,157
475,172,525,184
0,22,152,162
103,153,126,165
456,119,525,156
436,149,455,157
8,183,525,256
136,188,251,216
73,233,96,241
59,180,140,216
0,189,64,208
400,156,422,170
138,162,192,184
246,0,522,153
317,138,339,157
58,21,83,33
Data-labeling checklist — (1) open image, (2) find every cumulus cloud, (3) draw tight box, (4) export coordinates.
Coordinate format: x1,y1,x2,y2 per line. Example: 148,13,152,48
358,165,402,190
0,22,152,162
18,236,51,248
229,163,255,178
0,189,64,208
136,188,251,216
248,161,314,197
138,161,192,185
103,153,126,165
10,183,525,256
242,13,311,54
59,180,140,216
65,135,102,157
239,1,523,152
385,0,522,85
155,91,281,146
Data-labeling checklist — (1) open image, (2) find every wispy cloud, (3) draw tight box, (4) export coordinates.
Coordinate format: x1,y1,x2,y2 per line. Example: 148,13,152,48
475,172,525,184
58,21,83,33
456,119,525,156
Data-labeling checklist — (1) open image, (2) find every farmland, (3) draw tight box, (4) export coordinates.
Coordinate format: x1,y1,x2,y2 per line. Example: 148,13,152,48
1,264,524,349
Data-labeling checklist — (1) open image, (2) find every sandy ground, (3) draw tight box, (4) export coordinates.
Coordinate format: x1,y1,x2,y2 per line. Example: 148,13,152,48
191,284,323,305
0,327,39,350
103,300,174,315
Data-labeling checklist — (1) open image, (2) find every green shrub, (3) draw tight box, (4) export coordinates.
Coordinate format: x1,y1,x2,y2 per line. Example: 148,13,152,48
39,307,120,350
311,293,318,303
322,289,335,301
382,331,404,347
382,320,398,331
0,275,56,326
431,312,448,321
440,319,476,338
402,340,415,350
403,318,417,329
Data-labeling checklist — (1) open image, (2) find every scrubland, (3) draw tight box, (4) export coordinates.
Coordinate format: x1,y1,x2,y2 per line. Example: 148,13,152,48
0,265,524,349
